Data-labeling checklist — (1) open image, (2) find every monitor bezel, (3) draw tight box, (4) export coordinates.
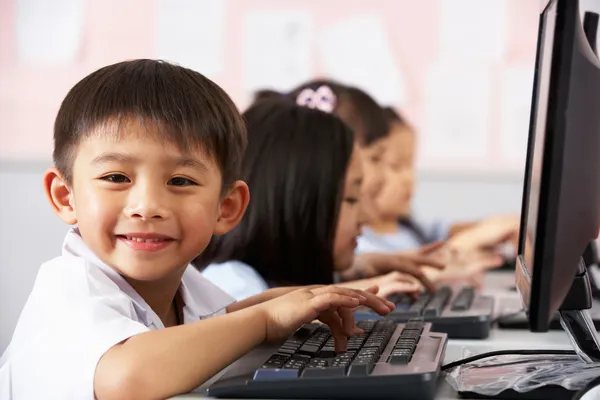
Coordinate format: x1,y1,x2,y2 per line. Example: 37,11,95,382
515,0,576,331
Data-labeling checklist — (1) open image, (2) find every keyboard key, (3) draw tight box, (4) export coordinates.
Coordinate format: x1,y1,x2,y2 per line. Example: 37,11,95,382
291,354,311,362
404,320,425,332
348,362,375,376
278,346,297,355
299,343,321,355
260,353,290,369
318,346,337,358
307,358,330,368
254,368,301,381
261,359,285,368
302,366,349,378
423,287,452,317
408,294,430,314
357,320,377,332
452,287,475,311
388,354,411,364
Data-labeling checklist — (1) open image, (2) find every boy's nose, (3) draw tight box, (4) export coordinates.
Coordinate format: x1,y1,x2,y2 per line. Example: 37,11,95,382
125,184,171,220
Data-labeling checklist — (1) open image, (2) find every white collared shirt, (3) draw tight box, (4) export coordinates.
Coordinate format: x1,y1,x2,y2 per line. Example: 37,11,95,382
202,260,269,301
0,228,235,399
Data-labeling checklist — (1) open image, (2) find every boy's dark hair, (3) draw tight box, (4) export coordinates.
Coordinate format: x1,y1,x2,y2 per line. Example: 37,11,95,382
196,99,355,286
53,59,246,187
289,80,388,146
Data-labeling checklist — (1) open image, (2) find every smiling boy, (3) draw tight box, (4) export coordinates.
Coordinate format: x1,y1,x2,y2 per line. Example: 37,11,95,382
0,60,393,399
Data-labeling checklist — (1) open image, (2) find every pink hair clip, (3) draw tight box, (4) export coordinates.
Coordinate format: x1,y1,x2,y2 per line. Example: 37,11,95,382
295,85,337,113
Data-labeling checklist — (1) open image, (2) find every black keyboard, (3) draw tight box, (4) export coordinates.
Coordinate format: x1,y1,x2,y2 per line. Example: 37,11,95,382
207,320,447,400
354,285,494,339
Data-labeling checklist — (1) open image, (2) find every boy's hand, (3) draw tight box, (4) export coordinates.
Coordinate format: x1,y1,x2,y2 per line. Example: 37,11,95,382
257,286,394,352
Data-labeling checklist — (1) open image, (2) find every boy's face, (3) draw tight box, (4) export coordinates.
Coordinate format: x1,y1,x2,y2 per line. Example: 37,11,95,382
333,146,364,271
376,123,416,219
46,120,248,283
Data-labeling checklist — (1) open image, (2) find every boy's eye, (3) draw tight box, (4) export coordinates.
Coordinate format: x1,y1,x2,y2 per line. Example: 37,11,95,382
168,177,197,186
370,156,381,164
100,174,130,183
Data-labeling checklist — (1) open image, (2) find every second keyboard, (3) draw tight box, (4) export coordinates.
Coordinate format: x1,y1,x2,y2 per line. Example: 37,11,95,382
354,285,494,339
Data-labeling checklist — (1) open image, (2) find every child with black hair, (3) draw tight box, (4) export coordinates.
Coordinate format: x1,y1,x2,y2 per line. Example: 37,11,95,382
198,95,421,301
359,106,520,283
0,60,394,399
281,81,447,291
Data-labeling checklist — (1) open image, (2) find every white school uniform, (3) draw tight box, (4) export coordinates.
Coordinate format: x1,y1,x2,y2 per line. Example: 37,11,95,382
0,228,235,399
202,261,269,301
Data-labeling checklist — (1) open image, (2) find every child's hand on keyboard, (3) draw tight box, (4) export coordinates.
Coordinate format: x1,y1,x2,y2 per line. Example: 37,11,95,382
341,272,421,299
422,249,502,287
257,286,394,352
344,246,445,292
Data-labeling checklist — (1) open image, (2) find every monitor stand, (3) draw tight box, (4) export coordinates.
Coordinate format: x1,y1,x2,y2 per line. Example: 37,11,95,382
558,257,600,363
559,310,600,362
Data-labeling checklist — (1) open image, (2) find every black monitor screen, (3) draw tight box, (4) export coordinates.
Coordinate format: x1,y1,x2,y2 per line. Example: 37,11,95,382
523,0,557,275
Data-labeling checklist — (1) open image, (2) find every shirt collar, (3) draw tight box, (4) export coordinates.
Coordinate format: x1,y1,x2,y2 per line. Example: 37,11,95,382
62,227,235,327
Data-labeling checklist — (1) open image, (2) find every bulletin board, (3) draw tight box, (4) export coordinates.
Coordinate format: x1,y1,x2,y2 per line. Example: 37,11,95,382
0,0,542,175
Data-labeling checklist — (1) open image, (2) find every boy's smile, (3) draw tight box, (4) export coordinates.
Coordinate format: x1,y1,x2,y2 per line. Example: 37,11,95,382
116,233,176,252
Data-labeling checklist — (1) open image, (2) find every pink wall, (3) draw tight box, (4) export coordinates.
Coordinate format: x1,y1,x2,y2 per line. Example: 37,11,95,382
0,0,539,165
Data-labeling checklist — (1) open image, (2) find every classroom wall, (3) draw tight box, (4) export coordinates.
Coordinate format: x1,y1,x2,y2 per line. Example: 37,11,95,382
1,0,599,354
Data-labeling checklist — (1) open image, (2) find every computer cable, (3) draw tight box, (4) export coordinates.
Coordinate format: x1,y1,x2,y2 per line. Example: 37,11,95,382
441,349,576,371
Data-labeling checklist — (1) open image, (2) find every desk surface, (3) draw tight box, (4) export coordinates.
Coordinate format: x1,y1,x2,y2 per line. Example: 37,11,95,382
177,271,576,399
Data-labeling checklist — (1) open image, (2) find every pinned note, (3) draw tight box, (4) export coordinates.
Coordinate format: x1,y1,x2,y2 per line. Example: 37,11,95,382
242,10,314,95
421,64,492,161
319,14,407,105
156,0,227,77
438,0,507,63
16,0,84,65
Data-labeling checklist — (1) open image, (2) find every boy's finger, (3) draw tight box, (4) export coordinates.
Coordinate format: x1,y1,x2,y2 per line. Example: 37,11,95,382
357,290,395,315
363,285,379,295
309,293,360,314
318,312,348,353
312,286,366,300
337,307,356,337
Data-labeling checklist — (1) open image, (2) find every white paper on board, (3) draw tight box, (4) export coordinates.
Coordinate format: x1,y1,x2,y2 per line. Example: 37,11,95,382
242,10,314,95
319,14,407,105
156,0,227,77
16,0,84,65
421,64,492,162
499,67,535,165
438,0,507,63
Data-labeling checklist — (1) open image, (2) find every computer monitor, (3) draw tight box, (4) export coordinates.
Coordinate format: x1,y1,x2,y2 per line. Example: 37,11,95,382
515,0,600,346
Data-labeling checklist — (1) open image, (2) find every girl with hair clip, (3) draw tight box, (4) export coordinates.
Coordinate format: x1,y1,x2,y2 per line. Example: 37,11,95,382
285,81,447,292
196,93,421,301
360,106,520,284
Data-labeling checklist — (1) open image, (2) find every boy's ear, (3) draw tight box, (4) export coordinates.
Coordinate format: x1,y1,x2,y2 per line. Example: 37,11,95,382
214,180,250,235
43,168,77,225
